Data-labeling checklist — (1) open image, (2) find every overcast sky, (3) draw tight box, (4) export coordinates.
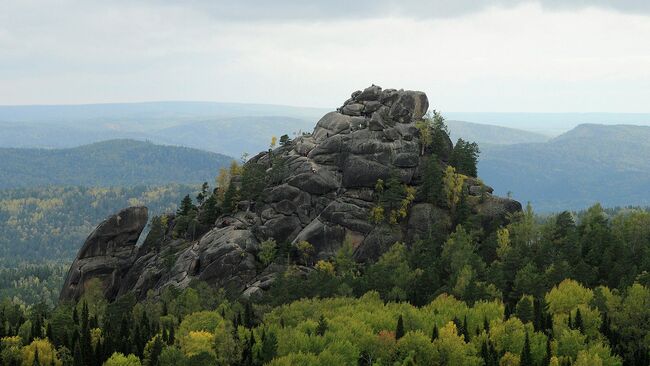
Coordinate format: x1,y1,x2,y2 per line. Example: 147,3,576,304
1,0,649,112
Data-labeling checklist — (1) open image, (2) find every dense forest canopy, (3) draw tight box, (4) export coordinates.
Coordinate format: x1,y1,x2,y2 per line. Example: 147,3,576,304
0,140,233,189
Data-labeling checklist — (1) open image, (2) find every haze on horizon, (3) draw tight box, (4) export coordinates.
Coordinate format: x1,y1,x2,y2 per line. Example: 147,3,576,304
1,0,649,113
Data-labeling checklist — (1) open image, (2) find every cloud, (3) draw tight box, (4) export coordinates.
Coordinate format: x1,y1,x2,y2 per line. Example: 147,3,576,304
0,1,649,112
144,0,650,21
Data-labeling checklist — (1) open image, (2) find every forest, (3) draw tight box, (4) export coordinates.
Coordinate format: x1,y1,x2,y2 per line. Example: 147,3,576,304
0,198,649,365
0,184,198,308
0,184,197,261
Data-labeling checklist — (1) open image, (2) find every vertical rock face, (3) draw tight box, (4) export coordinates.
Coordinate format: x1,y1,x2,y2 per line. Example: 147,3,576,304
61,85,522,302
59,206,148,302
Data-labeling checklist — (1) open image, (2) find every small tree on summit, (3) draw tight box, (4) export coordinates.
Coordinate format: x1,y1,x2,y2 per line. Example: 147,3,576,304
450,138,480,177
177,195,196,216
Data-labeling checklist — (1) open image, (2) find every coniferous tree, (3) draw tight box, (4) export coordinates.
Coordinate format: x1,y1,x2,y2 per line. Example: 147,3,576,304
196,182,209,205
80,302,91,366
243,302,255,329
520,332,533,366
199,194,220,227
395,315,405,340
177,195,196,216
316,315,328,337
450,138,480,177
259,330,277,364
73,341,82,366
167,325,175,346
431,324,439,341
462,315,470,341
574,308,584,333
222,183,238,214
279,134,292,147
421,156,444,206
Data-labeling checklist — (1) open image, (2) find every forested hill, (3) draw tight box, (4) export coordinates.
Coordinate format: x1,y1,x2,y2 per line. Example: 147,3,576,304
0,139,233,188
447,120,549,145
479,123,650,211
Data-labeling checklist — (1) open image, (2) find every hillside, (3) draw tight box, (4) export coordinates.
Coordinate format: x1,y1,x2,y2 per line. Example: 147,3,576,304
447,120,549,145
153,116,315,157
0,102,328,157
479,124,650,211
0,140,233,188
445,112,650,136
0,183,197,261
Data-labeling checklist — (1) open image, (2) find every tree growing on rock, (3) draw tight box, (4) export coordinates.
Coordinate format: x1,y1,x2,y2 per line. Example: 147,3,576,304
450,138,480,177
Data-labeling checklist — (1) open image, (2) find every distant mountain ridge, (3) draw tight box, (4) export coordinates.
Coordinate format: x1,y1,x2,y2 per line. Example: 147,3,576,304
447,120,549,145
479,123,650,211
0,139,234,188
0,101,329,123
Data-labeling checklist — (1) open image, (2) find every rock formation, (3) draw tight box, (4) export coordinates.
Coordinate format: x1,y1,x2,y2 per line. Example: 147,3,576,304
61,85,521,302
60,206,148,302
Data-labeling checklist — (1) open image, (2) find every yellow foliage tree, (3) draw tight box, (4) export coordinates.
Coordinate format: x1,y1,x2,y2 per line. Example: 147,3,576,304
21,338,62,366
443,166,465,211
180,330,215,357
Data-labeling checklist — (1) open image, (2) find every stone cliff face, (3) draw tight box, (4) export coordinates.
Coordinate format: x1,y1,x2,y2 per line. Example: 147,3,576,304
60,86,521,302
60,206,148,302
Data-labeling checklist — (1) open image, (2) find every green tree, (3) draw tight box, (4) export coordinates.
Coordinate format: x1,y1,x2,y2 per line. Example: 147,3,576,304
396,315,405,340
420,156,444,206
176,195,196,217
450,138,480,177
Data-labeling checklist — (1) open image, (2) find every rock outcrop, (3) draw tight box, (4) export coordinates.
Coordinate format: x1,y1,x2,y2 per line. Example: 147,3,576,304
61,85,521,302
60,206,148,302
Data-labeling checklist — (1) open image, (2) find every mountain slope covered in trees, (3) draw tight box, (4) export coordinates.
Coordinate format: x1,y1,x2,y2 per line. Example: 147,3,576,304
479,124,650,211
0,140,232,188
0,184,198,260
447,120,549,145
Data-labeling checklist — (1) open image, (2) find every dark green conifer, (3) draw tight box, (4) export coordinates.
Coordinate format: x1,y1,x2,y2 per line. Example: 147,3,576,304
396,315,405,340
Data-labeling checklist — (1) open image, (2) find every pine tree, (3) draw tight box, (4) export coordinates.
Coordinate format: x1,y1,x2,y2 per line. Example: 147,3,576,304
421,156,443,206
574,308,584,333
199,194,220,227
177,195,196,216
520,332,533,366
316,315,328,336
279,134,292,147
462,315,470,341
259,330,277,364
396,315,405,340
81,302,92,366
222,183,238,214
73,341,82,366
149,336,163,366
450,138,480,177
196,182,209,205
167,325,175,346
243,302,255,329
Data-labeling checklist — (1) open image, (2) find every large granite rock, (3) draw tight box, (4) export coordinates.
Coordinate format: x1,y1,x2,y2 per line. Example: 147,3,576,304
62,85,521,302
60,206,148,302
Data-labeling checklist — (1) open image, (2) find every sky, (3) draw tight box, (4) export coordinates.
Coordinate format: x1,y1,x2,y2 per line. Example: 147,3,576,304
1,0,649,112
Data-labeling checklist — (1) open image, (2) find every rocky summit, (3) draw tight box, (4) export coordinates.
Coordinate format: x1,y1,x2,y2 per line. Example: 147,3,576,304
60,85,521,302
